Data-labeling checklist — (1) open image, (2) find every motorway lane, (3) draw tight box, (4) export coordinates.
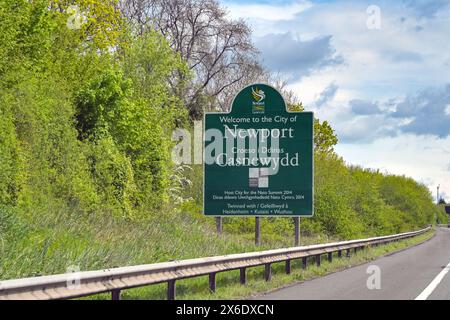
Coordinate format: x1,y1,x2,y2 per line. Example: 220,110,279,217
427,228,450,300
257,227,450,300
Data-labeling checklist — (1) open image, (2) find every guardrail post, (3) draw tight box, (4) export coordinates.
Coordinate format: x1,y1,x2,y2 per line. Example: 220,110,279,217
285,260,291,274
111,289,121,300
316,255,321,267
338,250,342,258
209,273,216,293
264,263,271,281
240,268,246,285
167,280,176,300
354,247,358,254
346,249,351,258
328,252,333,262
302,257,307,269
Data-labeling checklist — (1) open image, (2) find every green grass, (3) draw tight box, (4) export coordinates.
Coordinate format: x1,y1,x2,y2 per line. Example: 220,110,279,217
0,200,343,282
0,203,434,300
0,203,334,281
0,206,253,280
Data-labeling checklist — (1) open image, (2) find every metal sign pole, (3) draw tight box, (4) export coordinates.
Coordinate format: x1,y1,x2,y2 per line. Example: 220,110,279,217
255,217,261,246
294,217,300,246
216,217,222,235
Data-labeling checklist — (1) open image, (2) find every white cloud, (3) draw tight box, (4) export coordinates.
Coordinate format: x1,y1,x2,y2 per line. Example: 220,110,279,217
295,3,450,101
336,134,450,201
222,0,450,199
255,33,343,78
234,1,450,101
225,1,313,21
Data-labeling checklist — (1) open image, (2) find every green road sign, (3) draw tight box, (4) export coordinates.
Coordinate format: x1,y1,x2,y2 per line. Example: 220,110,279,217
203,84,314,217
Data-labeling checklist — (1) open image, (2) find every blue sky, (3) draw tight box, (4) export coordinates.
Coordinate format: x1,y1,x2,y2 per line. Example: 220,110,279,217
222,0,450,200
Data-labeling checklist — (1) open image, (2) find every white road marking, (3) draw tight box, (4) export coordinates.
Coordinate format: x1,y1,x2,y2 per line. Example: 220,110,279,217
415,261,450,300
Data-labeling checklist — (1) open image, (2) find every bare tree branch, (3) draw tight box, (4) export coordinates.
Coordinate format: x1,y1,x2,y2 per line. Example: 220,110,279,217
120,0,267,119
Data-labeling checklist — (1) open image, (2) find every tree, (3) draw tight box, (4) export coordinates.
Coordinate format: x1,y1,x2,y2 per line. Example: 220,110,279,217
74,31,190,211
287,102,338,155
314,120,338,154
120,0,264,118
51,0,124,50
0,0,189,216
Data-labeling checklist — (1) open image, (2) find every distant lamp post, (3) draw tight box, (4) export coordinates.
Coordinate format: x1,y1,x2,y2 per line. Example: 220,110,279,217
437,185,440,205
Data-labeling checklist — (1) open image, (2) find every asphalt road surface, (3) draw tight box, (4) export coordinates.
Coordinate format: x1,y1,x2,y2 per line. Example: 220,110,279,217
257,227,450,300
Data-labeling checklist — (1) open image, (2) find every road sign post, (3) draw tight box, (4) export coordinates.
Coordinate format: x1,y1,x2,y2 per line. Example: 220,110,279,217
255,217,261,246
294,217,300,246
204,84,314,245
216,217,223,235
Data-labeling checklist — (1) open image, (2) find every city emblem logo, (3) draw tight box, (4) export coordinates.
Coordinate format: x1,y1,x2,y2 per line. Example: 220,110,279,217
252,87,265,114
